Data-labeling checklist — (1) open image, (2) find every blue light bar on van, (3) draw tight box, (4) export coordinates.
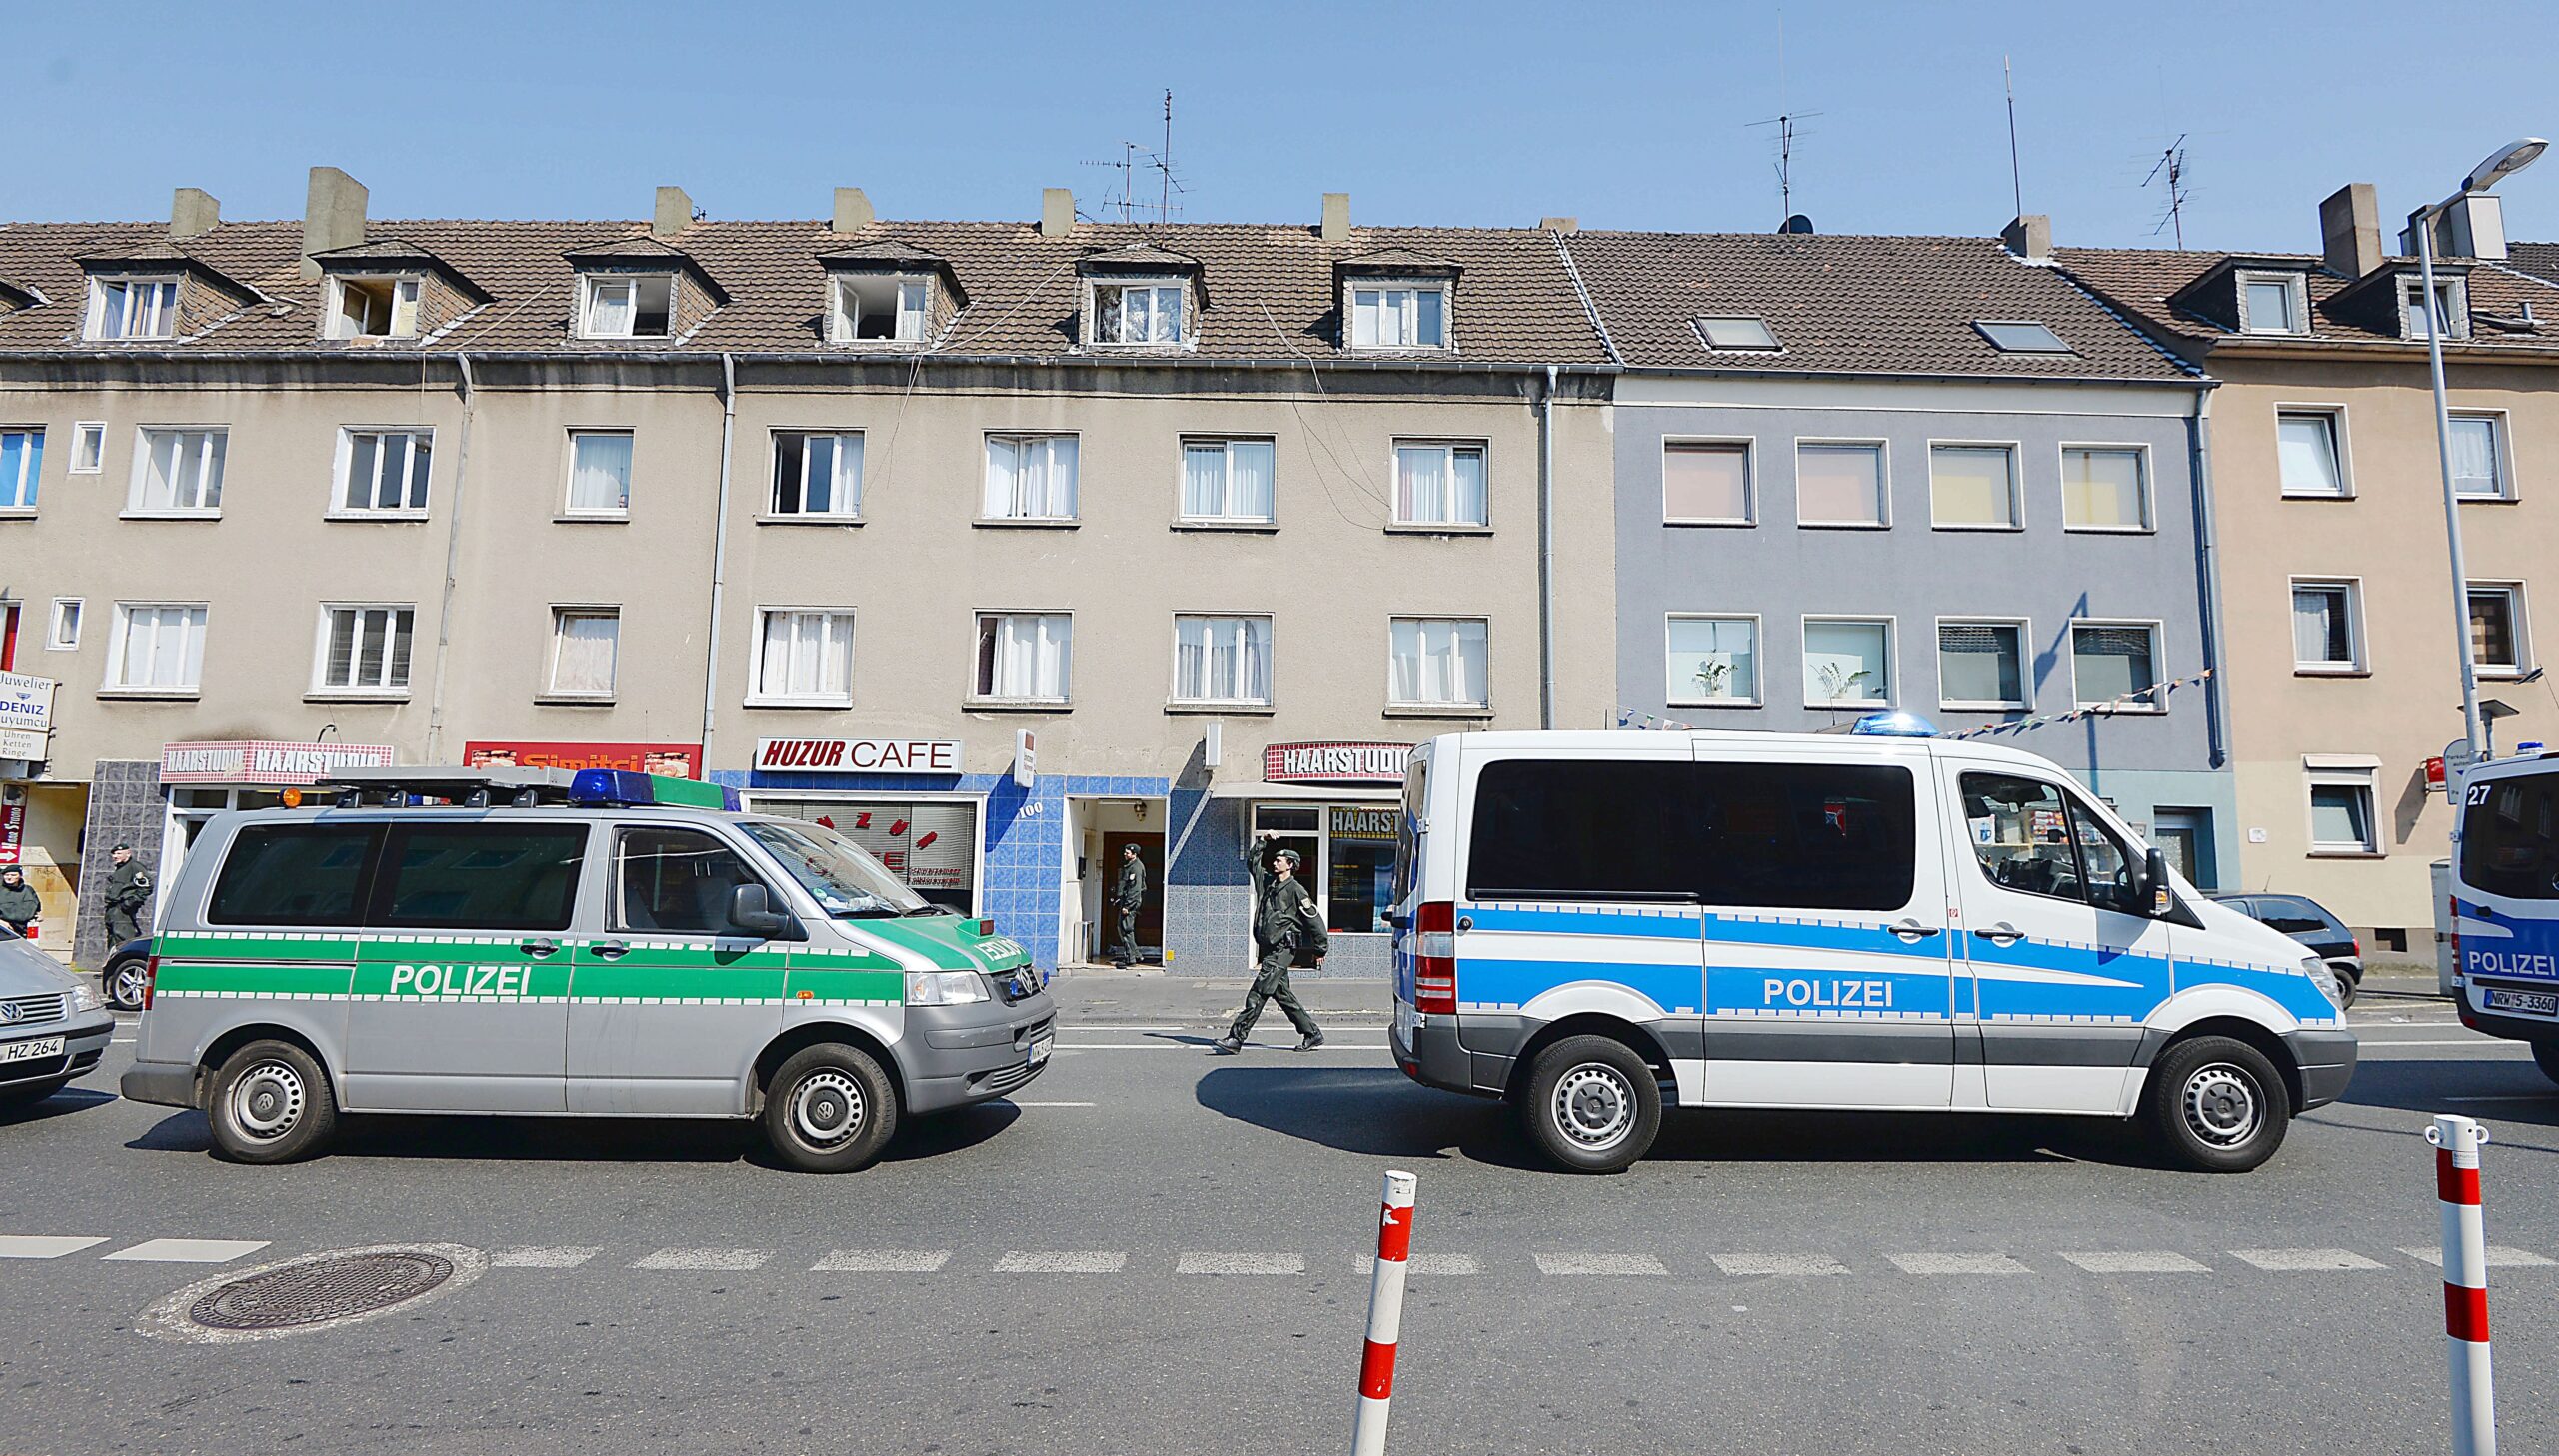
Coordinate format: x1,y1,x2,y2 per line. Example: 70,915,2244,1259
566,769,742,812
1849,711,1938,738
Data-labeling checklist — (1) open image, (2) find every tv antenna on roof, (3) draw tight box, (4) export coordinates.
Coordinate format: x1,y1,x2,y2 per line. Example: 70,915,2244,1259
1078,91,1188,224
2142,135,2192,248
1747,13,1821,230
2003,54,2025,219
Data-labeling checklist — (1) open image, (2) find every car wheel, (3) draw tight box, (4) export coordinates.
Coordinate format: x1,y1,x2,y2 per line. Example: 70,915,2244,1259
0,1076,71,1111
1518,1034,1661,1174
763,1043,899,1173
206,1040,338,1164
2330,968,2357,1010
2143,1035,2289,1173
2531,1041,2559,1089
105,958,149,1012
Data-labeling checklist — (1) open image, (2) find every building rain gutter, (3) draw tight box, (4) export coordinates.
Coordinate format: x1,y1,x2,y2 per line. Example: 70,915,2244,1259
423,353,475,761
2187,384,2229,770
1538,364,1558,730
700,352,739,761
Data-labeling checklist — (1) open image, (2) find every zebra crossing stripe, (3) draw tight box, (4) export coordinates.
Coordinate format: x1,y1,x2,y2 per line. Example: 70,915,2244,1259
2229,1248,2387,1271
1711,1253,1848,1276
0,1236,106,1259
2058,1251,2210,1274
631,1248,770,1271
1889,1253,2031,1275
1533,1252,1669,1276
812,1249,951,1273
491,1246,602,1268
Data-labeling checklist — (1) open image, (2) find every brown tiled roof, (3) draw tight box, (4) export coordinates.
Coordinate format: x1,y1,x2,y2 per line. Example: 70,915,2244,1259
0,217,1609,364
1563,231,2195,381
2501,242,2559,289
1076,242,1201,270
2055,245,2559,355
310,239,492,302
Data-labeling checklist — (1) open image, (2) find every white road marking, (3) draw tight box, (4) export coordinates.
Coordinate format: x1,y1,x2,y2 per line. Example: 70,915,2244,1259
1009,1101,1096,1107
812,1249,951,1273
2443,1095,2556,1103
1356,1253,1479,1277
2229,1248,2386,1271
0,1236,106,1259
2058,1251,2210,1274
1889,1253,2031,1276
110,1037,134,1045
2399,1245,2555,1268
994,1250,1127,1274
1177,1252,1303,1275
2360,1040,2530,1050
1534,1252,1670,1277
632,1248,770,1271
491,1246,601,1268
103,1238,269,1264
1712,1254,1848,1277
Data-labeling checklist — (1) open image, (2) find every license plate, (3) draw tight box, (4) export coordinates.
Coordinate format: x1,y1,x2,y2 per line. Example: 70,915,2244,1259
2485,987,2559,1016
0,1035,62,1065
1027,1035,1053,1065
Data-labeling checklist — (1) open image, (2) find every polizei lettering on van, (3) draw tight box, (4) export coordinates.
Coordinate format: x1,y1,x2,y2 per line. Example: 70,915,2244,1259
2465,948,2559,980
1762,977,1895,1009
387,963,531,999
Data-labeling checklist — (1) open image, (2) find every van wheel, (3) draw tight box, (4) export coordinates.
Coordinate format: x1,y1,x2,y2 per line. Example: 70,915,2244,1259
2530,1041,2559,1088
764,1044,898,1173
206,1040,337,1164
2142,1036,2288,1173
1519,1035,1661,1173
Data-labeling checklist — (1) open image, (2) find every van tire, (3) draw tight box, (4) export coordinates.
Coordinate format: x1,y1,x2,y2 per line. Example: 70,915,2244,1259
206,1040,337,1164
2142,1035,2288,1173
764,1043,898,1173
1519,1035,1661,1173
2530,1040,2559,1088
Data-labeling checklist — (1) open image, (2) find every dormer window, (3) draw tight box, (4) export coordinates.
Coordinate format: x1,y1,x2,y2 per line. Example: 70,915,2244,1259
581,273,676,339
2404,277,2469,341
831,275,931,344
327,275,422,340
2238,271,2307,335
86,276,180,341
1350,285,1446,350
1695,315,1781,351
1092,280,1186,347
1972,319,2073,354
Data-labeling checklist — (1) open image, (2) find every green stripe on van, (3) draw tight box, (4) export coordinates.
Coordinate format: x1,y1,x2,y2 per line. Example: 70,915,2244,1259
153,960,355,998
784,968,906,1004
158,933,359,963
860,920,977,970
566,964,792,1001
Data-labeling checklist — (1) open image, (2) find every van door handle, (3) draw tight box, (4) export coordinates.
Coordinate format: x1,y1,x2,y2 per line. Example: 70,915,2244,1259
590,940,629,961
1890,919,1942,941
1971,923,2026,947
521,937,558,958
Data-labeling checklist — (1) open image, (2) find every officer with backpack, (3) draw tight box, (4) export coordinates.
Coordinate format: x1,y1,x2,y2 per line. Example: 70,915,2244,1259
1213,831,1326,1053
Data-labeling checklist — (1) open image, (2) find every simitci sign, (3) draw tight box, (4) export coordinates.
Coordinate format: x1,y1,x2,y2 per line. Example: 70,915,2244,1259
755,738,963,773
1263,740,1412,784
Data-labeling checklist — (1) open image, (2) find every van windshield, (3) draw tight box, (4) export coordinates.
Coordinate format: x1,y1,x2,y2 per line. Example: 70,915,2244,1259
740,819,930,918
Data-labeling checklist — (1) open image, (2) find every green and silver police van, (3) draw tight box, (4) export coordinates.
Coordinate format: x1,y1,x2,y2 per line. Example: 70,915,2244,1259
120,767,1054,1171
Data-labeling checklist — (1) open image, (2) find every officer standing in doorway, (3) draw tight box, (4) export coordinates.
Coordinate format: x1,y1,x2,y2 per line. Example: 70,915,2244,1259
1110,843,1148,968
1213,831,1326,1053
103,844,152,945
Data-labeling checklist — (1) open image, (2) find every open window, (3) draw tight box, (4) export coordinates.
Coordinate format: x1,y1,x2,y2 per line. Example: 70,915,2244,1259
832,276,931,344
328,276,422,340
581,274,676,339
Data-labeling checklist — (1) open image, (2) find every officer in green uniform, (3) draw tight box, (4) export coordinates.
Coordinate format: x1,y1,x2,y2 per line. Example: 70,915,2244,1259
0,866,40,940
1110,843,1148,968
102,844,152,944
1213,832,1325,1053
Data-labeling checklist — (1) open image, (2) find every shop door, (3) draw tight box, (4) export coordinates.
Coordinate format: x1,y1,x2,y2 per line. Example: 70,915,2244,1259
1101,831,1164,953
2151,809,2212,891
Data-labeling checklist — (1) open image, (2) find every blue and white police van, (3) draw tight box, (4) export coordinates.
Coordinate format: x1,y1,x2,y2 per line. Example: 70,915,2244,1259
2447,750,2559,1078
1388,727,2354,1173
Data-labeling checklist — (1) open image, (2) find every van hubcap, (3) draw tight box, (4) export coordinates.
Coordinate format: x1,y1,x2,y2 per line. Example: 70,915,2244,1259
791,1071,865,1149
2181,1064,2261,1147
1552,1064,1635,1151
231,1062,305,1141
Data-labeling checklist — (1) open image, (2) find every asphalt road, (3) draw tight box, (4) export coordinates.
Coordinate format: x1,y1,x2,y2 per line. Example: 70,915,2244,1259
4,980,2556,1455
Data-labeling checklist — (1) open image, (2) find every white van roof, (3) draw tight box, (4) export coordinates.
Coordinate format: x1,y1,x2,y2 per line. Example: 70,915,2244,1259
1425,728,2072,773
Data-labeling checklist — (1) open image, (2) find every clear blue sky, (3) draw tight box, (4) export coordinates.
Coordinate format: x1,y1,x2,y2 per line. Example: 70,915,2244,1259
13,0,2559,252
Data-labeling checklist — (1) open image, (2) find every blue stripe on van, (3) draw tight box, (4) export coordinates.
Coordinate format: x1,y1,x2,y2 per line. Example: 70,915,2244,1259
1456,959,1697,1016
1464,905,1701,939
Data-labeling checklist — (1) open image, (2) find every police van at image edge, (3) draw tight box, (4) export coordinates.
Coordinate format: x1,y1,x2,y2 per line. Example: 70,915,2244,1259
118,767,1055,1171
1386,721,2356,1174
2445,741,2559,1077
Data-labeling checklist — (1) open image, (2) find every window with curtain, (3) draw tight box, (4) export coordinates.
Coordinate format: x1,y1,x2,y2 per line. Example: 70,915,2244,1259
548,609,620,697
1350,286,1447,349
2292,583,2358,668
109,603,207,691
2309,780,2377,853
1937,622,2025,707
1392,443,1487,526
975,613,1072,701
582,275,673,338
2072,624,2159,707
337,429,432,514
1180,439,1276,522
2061,447,2146,529
0,429,41,510
984,435,1079,520
316,606,415,692
1093,282,1185,346
1663,442,1751,523
756,609,855,703
1796,443,1885,526
1389,618,1487,708
830,276,933,343
1173,615,1272,704
567,431,634,515
2469,587,2526,671
2276,411,2346,495
770,431,864,517
130,427,226,513
1803,620,1890,706
2450,416,2506,498
1928,445,2016,527
89,277,179,340
1666,616,1757,704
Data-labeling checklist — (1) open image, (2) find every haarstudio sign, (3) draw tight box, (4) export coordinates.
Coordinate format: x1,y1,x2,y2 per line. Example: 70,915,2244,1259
1263,740,1411,785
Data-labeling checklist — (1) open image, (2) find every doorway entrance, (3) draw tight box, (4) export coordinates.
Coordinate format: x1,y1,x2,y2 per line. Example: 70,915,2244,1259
1067,797,1166,965
1102,830,1165,964
2151,807,2215,891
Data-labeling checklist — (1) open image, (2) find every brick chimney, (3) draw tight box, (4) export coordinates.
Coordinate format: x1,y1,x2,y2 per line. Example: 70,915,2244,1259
2320,184,2382,278
2001,214,2050,263
300,167,368,280
170,188,220,241
833,187,874,233
1321,192,1350,244
1040,188,1075,239
654,186,694,239
1540,216,1578,234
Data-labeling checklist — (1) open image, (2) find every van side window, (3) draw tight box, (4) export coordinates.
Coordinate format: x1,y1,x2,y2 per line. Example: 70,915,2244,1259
373,823,587,932
2460,776,2559,901
1467,759,1701,901
207,824,383,927
1693,762,1915,911
615,827,764,935
1960,773,2140,914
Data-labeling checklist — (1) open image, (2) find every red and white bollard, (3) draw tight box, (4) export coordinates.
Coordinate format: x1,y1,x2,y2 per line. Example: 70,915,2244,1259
2429,1114,2496,1456
1352,1169,1416,1456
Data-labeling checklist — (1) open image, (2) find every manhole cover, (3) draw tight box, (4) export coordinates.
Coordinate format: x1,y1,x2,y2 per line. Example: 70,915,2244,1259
139,1243,486,1343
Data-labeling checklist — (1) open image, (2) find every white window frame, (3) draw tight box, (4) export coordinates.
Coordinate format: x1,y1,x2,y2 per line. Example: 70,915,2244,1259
103,601,207,696
308,602,417,698
1661,436,1755,526
69,422,105,475
1664,612,1763,708
1348,282,1450,352
971,611,1075,706
2304,759,2384,857
324,275,423,340
2056,442,2154,533
1692,315,1782,352
1801,615,1896,709
2288,577,2366,675
1934,616,2032,712
0,426,40,513
981,434,1081,524
748,607,858,708
2067,618,2167,713
1389,440,1489,529
544,606,621,702
1169,613,1275,708
1926,441,2021,531
1793,438,1890,529
563,429,635,519
829,275,932,345
1087,278,1189,349
1177,436,1278,525
85,276,180,341
765,429,865,521
2402,275,2469,341
46,598,81,652
2274,405,2353,499
2236,270,2308,335
1386,616,1491,712
330,426,434,518
2449,410,2516,501
2467,581,2532,678
124,425,227,518
578,273,677,340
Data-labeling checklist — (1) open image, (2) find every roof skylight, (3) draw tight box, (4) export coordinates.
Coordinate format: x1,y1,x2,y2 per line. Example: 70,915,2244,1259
1972,319,2073,354
1695,315,1781,351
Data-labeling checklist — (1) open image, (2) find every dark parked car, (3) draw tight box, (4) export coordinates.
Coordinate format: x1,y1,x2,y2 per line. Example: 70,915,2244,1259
100,937,151,1012
2211,894,2362,1007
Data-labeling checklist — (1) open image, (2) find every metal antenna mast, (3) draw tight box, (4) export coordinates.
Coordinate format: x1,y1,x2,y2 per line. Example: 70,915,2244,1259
2142,135,2192,247
1081,94,1188,224
1746,14,1821,229
2003,54,2024,218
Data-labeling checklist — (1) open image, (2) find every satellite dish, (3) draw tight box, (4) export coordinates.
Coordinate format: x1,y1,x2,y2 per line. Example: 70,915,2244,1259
1780,214,1815,235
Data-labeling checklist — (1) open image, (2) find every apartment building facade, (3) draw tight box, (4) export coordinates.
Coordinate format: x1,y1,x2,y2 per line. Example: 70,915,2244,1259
0,174,1615,971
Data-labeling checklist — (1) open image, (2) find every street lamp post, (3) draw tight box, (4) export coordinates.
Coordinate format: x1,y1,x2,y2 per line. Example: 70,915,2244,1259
2414,137,2547,762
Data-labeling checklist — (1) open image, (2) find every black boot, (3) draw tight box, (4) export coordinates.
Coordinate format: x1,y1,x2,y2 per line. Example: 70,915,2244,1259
1293,1030,1325,1052
1210,1035,1244,1055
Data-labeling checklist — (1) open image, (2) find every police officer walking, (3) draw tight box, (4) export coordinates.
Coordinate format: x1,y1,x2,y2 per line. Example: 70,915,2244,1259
1109,843,1148,969
102,843,152,945
1213,832,1325,1053
0,865,40,940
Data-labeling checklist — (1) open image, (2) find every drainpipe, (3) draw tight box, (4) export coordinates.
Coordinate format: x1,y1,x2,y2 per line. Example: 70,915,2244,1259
1538,365,1558,730
2187,385,2229,771
423,354,476,761
700,353,739,763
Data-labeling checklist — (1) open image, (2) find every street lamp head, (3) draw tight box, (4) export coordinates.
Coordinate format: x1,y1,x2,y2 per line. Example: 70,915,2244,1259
2463,138,2548,192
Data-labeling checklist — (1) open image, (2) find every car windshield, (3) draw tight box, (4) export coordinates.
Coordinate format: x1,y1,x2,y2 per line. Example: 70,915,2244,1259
739,819,929,918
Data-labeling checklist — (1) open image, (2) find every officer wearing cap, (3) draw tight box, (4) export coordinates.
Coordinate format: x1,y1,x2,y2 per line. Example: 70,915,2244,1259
1110,843,1148,969
0,865,39,940
103,843,152,945
1213,832,1326,1053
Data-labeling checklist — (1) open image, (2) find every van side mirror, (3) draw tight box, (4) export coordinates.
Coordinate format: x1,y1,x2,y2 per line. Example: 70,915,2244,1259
729,883,797,940
2141,847,2172,918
